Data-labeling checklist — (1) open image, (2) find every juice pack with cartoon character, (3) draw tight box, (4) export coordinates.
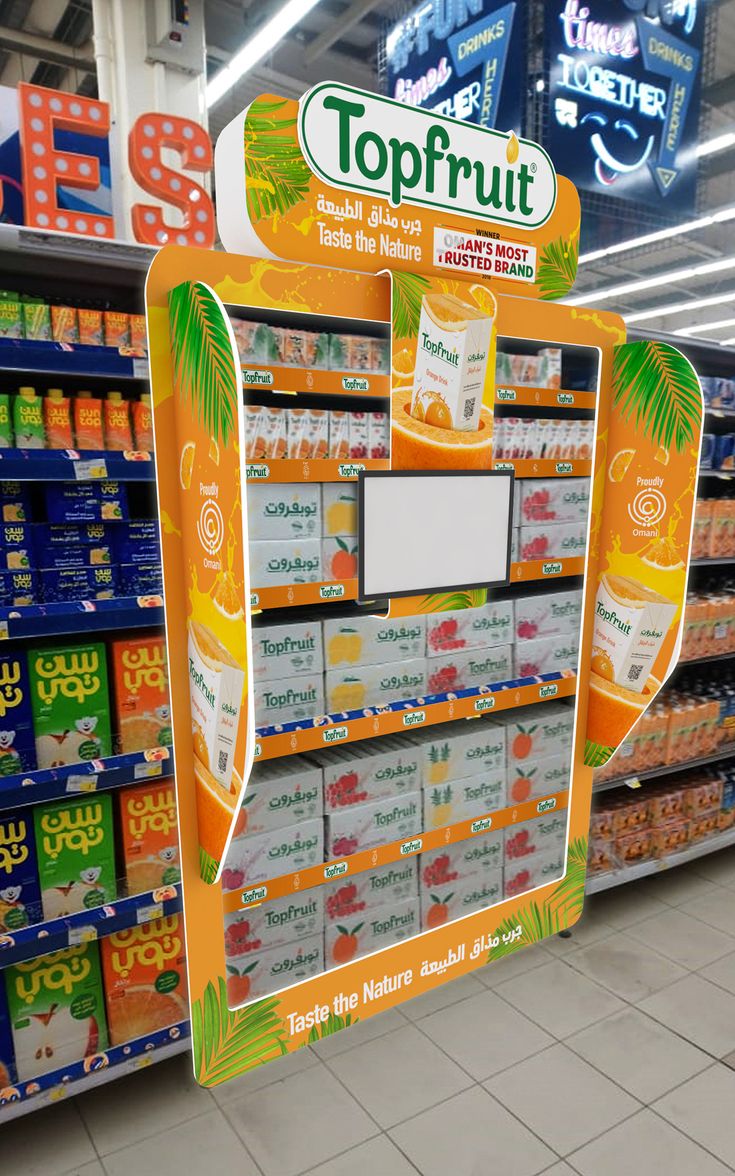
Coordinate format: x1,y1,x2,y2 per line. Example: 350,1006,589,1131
0,651,36,774
110,635,171,753
100,915,188,1045
28,642,112,768
118,781,180,893
0,980,17,1088
0,807,42,930
5,942,109,1081
34,794,116,919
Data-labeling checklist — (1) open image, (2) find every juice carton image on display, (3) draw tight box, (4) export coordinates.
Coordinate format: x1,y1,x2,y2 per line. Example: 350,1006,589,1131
325,895,420,968
118,782,180,894
0,651,36,774
592,573,678,693
420,830,503,888
423,772,505,829
411,292,494,431
0,808,42,930
224,889,324,956
101,915,188,1045
313,736,421,811
426,601,513,653
5,942,109,1081
325,791,422,858
324,859,418,921
323,613,425,669
504,702,575,767
251,619,324,683
223,818,324,889
111,635,171,753
325,660,427,713
413,720,506,784
507,751,572,804
28,642,112,768
227,933,324,1006
34,794,116,919
187,620,244,786
420,869,503,930
236,758,323,836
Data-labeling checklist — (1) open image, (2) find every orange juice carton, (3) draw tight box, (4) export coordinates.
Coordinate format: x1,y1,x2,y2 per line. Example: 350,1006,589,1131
663,701,692,763
247,483,321,540
325,791,421,858
592,573,678,693
322,536,358,581
507,751,571,805
244,404,266,460
104,392,133,450
423,773,504,829
412,719,506,785
0,522,32,569
228,933,323,1004
588,839,616,874
505,847,565,898
238,757,322,836
286,408,311,459
504,702,574,768
101,915,187,1045
254,672,323,729
249,539,322,587
260,405,287,459
514,632,579,677
103,310,130,349
118,781,179,893
539,347,562,389
610,795,649,835
132,394,153,450
651,819,689,857
683,775,722,816
328,410,350,459
648,785,685,825
51,305,78,343
223,818,324,890
230,318,268,364
420,830,503,889
111,634,170,752
324,858,417,922
615,827,653,866
348,411,369,458
325,896,419,969
329,333,373,372
78,308,104,347
325,659,427,713
514,588,582,641
324,612,425,668
28,641,112,768
322,483,357,536
276,327,329,368
5,942,108,1080
369,411,389,458
692,500,712,560
225,889,324,958
43,388,73,448
709,499,735,557
73,391,104,450
22,300,51,341
426,601,513,654
312,736,421,812
0,807,42,930
411,292,493,431
688,810,718,841
306,409,329,459
520,478,590,524
519,521,586,562
34,794,116,918
420,869,502,929
252,618,323,683
129,314,147,352
187,619,244,786
427,645,512,694
0,650,35,775
13,386,44,448
589,807,615,841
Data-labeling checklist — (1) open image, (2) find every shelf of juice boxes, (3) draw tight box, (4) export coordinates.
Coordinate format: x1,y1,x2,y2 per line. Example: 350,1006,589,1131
0,746,172,812
593,742,735,794
0,337,149,381
586,825,735,895
0,449,155,481
0,596,164,640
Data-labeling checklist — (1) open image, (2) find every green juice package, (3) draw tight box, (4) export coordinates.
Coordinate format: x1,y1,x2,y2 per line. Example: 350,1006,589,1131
28,642,112,769
13,387,45,448
34,793,116,918
0,396,13,447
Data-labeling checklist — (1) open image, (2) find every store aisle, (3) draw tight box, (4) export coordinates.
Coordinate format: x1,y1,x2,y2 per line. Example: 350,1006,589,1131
4,849,735,1176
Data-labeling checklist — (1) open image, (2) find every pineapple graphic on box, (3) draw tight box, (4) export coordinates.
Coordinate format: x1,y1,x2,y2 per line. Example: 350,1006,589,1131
118,781,180,893
101,915,188,1045
111,634,171,753
34,794,116,919
28,642,111,768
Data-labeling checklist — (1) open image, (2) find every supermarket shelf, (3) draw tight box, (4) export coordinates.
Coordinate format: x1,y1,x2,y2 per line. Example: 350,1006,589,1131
586,826,735,895
492,458,591,477
246,458,388,482
242,365,389,398
224,790,569,913
252,580,357,610
699,470,735,480
679,649,735,668
0,337,148,380
691,556,735,567
592,743,735,794
0,448,154,481
510,557,585,581
254,670,576,760
0,746,172,811
0,596,163,639
0,1021,190,1121
0,884,182,968
495,385,596,410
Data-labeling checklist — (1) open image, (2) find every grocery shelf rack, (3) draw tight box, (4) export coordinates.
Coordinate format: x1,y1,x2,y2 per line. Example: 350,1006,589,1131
587,826,735,895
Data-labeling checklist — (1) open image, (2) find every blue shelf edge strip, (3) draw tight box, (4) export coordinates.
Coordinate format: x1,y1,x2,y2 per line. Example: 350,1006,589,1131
0,746,173,810
0,337,147,381
0,448,155,480
0,596,164,638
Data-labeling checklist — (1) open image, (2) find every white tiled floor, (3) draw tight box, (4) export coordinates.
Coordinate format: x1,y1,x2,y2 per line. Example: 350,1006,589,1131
4,848,735,1175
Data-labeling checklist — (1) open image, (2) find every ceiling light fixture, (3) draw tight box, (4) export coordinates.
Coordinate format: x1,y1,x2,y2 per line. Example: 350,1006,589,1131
567,255,735,306
673,315,735,337
698,131,735,158
580,204,735,265
624,290,735,325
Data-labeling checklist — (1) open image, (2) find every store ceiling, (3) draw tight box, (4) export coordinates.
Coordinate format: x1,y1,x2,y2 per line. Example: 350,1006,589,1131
1,0,734,339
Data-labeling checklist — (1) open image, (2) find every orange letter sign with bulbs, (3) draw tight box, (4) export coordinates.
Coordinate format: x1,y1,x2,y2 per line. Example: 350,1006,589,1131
128,113,215,248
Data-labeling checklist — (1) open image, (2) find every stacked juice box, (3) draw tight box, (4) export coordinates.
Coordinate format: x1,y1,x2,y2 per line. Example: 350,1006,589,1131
692,497,735,558
245,406,389,461
513,585,582,677
680,588,735,660
504,811,567,898
0,293,146,350
493,419,593,461
514,478,589,569
230,318,389,374
0,386,152,451
495,348,562,389
323,860,420,968
248,482,363,590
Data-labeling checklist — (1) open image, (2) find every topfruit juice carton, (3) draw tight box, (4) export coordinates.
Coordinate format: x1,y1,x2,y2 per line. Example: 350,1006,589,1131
101,915,187,1045
223,817,324,890
224,889,324,957
504,701,575,768
228,933,323,1005
239,757,323,836
518,521,586,562
505,847,565,898
322,483,357,536
34,794,116,918
426,601,513,654
328,410,350,460
249,539,322,587
111,634,171,753
420,829,503,888
325,895,419,968
423,772,505,829
324,791,421,858
514,588,583,641
592,572,678,693
0,807,42,930
247,483,321,540
513,632,579,677
254,671,323,728
187,619,245,786
0,980,16,1087
504,813,567,865
507,751,571,804
0,650,36,774
118,781,180,894
311,735,421,811
252,618,324,683
412,720,505,785
323,613,425,670
519,478,590,524
5,942,108,1081
426,645,512,694
325,659,427,713
324,858,418,921
420,869,503,930
410,292,493,431
28,641,112,768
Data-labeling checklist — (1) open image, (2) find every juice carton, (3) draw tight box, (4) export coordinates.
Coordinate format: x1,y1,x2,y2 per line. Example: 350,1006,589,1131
250,540,323,588
312,735,421,811
223,818,324,889
101,915,187,1045
40,565,119,602
426,645,512,694
324,859,418,921
111,634,170,752
187,620,245,785
420,869,503,929
130,314,147,352
5,943,108,1080
307,409,329,459
228,934,323,1004
34,794,116,918
519,521,586,562
330,334,373,372
73,391,104,450
45,480,128,523
247,483,321,540
325,659,427,713
132,395,154,450
244,404,266,460
0,298,22,338
323,613,425,669
286,408,311,459
325,791,421,858
507,751,571,804
410,292,493,431
426,601,513,654
322,483,357,536
322,536,359,581
423,772,505,829
369,411,389,458
504,813,567,864
0,395,13,446
0,981,17,1087
325,896,419,968
78,308,104,347
22,301,51,341
514,588,583,641
0,651,36,774
0,522,32,569
348,412,369,459
254,672,323,728
328,411,350,460
104,310,130,349
35,522,109,549
252,618,324,683
111,519,160,564
0,808,42,929
420,830,503,888
238,757,323,836
514,632,580,677
692,500,712,560
0,570,37,606
118,781,179,893
519,478,590,524
260,405,287,459
592,573,678,693
413,719,506,785
13,387,44,448
119,563,163,595
504,702,574,768
43,388,73,448
505,847,565,898
104,392,133,450
709,499,735,557
539,347,562,389
28,641,112,768
51,305,78,343
225,889,324,956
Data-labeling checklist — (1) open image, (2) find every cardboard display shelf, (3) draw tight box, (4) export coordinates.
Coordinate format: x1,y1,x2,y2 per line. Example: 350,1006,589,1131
251,580,357,611
495,385,596,410
492,459,592,477
245,458,389,482
510,558,586,581
242,365,389,399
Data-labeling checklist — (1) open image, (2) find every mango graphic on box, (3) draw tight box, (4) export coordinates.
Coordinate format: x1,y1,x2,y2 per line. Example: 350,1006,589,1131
0,808,42,931
119,782,180,894
5,942,108,1081
34,794,116,919
28,642,111,769
111,635,171,753
101,915,187,1046
0,651,36,774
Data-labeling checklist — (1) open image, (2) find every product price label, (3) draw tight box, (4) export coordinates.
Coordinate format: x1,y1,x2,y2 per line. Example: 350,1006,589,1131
136,902,163,924
74,459,108,480
133,358,149,378
0,622,8,641
68,925,98,945
134,760,163,780
66,774,98,793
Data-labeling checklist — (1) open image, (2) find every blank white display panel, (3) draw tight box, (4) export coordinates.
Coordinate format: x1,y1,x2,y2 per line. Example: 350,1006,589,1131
359,471,513,600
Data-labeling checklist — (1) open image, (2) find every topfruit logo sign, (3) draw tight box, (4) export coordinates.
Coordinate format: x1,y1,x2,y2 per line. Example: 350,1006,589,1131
298,83,557,229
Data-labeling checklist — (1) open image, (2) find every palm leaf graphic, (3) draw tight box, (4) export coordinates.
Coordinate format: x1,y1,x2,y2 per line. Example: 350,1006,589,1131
613,341,702,453
307,1011,358,1043
192,978,288,1086
487,837,588,962
584,739,614,768
168,281,237,448
244,98,311,222
537,234,578,300
392,271,432,339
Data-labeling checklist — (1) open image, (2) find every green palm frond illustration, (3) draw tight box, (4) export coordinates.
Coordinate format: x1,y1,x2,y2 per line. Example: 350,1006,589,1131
613,341,702,453
488,837,588,962
307,1011,358,1043
192,978,288,1086
537,234,579,300
584,739,614,768
392,271,432,339
199,847,219,885
244,98,311,222
168,281,237,447
419,589,488,612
